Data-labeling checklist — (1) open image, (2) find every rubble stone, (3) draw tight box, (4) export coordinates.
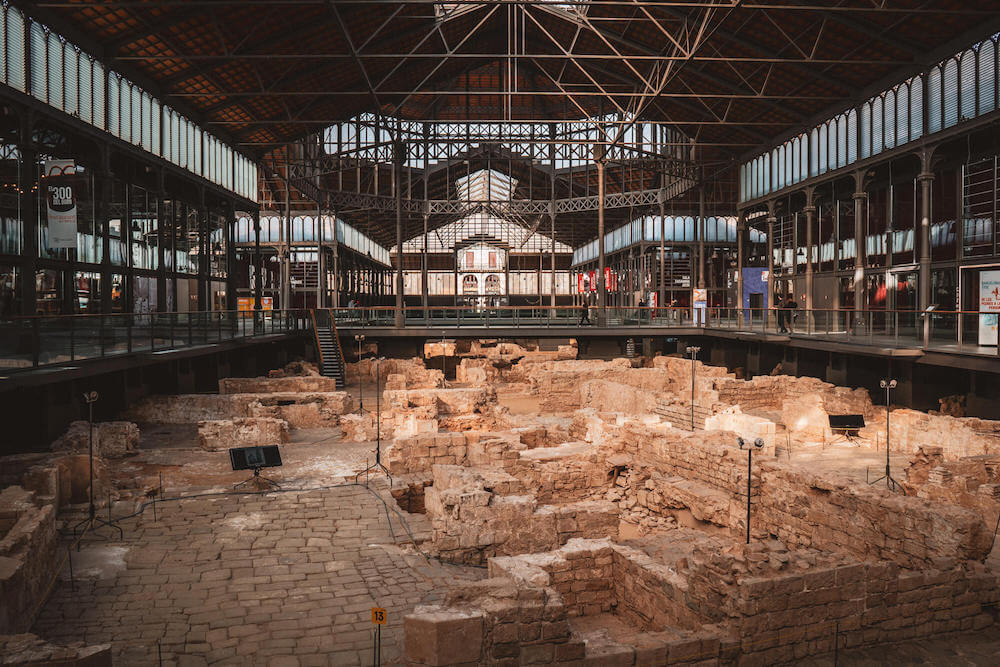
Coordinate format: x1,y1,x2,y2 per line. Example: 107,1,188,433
50,421,139,459
196,417,290,451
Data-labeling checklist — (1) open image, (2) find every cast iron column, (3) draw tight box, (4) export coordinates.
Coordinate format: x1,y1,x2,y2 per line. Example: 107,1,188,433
766,208,776,331
803,187,817,331
595,144,606,326
917,152,935,347
736,212,745,327
658,196,666,313
852,173,867,327
394,141,405,327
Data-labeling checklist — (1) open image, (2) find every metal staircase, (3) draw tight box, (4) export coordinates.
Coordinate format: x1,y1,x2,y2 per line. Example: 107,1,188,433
311,310,346,388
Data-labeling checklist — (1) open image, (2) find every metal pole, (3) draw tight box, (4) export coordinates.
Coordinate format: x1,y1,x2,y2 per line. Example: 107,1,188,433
691,354,695,430
746,448,752,544
595,144,606,326
394,142,405,328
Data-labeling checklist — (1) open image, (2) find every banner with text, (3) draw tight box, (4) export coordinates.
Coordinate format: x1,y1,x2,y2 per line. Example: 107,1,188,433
979,270,1000,346
44,159,77,249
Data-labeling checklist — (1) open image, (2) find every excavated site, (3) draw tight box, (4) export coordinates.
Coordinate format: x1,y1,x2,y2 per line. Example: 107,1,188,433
1,340,999,666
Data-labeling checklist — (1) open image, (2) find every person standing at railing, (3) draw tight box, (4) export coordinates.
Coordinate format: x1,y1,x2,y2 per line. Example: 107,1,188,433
779,293,798,334
785,292,799,333
579,291,593,326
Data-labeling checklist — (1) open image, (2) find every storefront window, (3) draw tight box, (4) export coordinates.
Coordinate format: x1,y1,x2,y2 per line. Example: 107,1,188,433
931,168,957,261
866,187,887,268
0,139,22,256
35,268,63,315
74,271,101,314
891,180,916,266
0,264,20,319
108,179,127,266
131,185,158,269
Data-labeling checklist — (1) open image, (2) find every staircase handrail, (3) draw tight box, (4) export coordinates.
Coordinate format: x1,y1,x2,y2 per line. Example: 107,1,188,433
309,309,325,371
325,308,348,374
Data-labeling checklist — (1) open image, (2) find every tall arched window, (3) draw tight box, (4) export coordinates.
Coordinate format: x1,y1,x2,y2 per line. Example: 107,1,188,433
959,49,976,120
927,66,942,133
872,95,883,154
837,114,848,168
943,58,959,128
896,84,909,144
809,128,819,177
818,124,828,174
847,109,858,164
979,39,996,114
910,75,924,139
884,90,896,149
859,102,871,159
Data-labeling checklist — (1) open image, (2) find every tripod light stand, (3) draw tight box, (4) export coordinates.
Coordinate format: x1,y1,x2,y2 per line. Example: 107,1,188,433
355,334,367,413
355,358,392,486
686,346,701,431
72,391,123,542
737,437,765,544
869,379,902,492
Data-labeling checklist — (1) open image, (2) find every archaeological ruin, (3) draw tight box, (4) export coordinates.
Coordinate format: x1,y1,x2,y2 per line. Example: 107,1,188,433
0,337,998,666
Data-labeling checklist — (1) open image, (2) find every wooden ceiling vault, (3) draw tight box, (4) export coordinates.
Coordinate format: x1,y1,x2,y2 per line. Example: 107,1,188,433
25,0,1000,248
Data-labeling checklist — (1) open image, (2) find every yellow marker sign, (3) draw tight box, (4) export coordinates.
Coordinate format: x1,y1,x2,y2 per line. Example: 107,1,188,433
371,607,387,625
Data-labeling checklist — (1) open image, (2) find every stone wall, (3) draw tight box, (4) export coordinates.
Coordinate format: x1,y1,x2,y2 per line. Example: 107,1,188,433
50,421,139,458
405,579,584,666
890,409,1000,458
383,387,494,415
410,536,1000,666
756,464,993,568
0,634,111,666
247,392,353,427
348,357,443,389
704,408,777,453
734,560,999,664
0,487,59,635
607,423,993,568
124,392,353,427
218,376,340,394
425,465,617,565
197,417,289,451
903,446,1000,531
577,379,658,415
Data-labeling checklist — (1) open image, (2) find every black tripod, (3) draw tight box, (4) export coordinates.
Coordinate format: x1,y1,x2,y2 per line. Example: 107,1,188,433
869,378,903,493
72,391,123,542
233,466,281,490
356,358,391,486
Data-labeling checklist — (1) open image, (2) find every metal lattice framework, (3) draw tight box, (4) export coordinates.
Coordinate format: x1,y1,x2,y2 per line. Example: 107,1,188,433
30,0,1000,248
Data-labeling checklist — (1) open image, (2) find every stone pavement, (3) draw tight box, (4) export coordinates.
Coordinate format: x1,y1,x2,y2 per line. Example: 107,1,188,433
33,483,483,665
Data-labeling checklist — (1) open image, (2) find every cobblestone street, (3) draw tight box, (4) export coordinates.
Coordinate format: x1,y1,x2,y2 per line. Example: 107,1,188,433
33,482,482,665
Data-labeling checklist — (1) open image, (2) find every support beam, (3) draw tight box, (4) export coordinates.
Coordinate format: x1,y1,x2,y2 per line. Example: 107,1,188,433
595,144,607,326
918,149,935,347
803,187,817,331
394,141,405,327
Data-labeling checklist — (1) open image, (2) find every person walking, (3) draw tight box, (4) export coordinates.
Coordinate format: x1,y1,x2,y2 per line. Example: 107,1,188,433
579,291,592,325
783,293,799,333
775,292,787,333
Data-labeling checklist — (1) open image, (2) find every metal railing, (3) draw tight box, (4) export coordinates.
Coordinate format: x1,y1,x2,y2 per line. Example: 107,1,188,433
3,304,995,373
0,309,312,371
323,305,999,355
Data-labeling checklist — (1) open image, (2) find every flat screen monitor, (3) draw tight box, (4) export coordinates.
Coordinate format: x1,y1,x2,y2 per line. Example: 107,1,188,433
828,414,865,430
229,445,282,471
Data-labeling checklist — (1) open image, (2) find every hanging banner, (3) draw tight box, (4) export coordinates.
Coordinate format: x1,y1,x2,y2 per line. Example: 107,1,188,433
44,159,77,249
979,270,1000,346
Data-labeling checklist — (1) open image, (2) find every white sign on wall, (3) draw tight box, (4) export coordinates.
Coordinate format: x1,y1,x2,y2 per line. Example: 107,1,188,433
44,159,77,249
980,270,1000,346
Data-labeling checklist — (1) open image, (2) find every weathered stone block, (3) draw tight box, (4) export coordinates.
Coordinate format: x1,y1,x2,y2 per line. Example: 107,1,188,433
404,606,483,665
197,417,289,451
